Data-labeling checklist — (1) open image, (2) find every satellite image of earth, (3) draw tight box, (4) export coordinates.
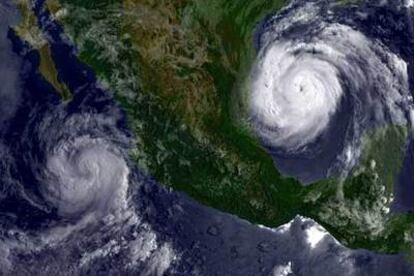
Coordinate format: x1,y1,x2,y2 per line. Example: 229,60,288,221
3,0,414,274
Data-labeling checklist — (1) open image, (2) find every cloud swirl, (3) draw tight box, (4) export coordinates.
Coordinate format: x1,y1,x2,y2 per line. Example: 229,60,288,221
249,1,413,179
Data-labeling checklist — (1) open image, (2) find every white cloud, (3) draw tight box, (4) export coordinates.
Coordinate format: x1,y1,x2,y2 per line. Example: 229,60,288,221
272,261,293,276
305,223,328,249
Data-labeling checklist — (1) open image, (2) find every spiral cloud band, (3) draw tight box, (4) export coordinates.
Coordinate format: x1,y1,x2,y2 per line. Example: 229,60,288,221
249,0,413,180
251,38,343,150
42,136,129,216
20,106,133,222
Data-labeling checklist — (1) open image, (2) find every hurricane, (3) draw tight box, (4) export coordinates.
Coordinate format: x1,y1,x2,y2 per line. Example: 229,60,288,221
37,122,129,219
248,0,414,182
41,135,129,217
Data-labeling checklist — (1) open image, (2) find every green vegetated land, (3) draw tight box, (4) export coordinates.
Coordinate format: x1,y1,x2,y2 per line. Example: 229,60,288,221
40,0,414,256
